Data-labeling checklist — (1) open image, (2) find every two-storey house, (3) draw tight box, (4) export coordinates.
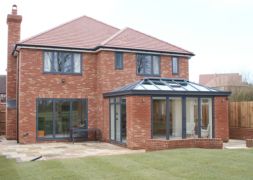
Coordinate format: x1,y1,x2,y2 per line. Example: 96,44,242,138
6,5,230,150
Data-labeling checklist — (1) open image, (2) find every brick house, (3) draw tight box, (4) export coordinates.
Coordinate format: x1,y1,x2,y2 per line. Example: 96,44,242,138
199,73,244,88
6,5,230,150
0,75,6,135
0,75,6,103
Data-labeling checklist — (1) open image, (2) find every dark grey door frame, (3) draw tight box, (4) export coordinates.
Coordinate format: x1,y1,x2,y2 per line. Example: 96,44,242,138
109,97,126,144
36,98,88,141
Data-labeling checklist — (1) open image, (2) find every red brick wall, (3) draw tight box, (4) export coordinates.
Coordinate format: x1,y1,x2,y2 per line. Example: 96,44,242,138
124,95,227,150
230,128,253,140
214,97,229,142
123,96,229,150
6,12,22,140
161,56,189,79
126,96,151,149
96,51,189,141
18,49,97,143
16,49,188,144
14,48,230,149
146,138,223,151
102,98,110,142
96,52,141,141
246,139,253,148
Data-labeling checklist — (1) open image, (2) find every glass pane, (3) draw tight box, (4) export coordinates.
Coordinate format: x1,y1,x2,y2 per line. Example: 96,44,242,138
137,55,144,74
73,53,81,73
38,99,53,138
110,98,114,104
134,85,145,90
72,100,86,128
142,84,159,90
62,53,72,73
115,103,121,141
190,84,210,91
55,101,70,138
201,98,212,138
153,56,160,75
172,57,178,74
52,52,59,72
121,98,126,143
170,97,182,139
183,84,198,91
56,52,69,72
116,52,123,69
115,97,120,103
110,104,115,140
152,97,166,139
44,52,52,72
186,98,198,138
144,55,152,74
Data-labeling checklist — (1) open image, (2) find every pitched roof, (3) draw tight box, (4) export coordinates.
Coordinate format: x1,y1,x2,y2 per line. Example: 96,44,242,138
20,16,119,49
101,28,193,55
0,75,6,94
19,16,193,55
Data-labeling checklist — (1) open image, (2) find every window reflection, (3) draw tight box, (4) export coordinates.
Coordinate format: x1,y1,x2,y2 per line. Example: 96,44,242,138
152,97,166,139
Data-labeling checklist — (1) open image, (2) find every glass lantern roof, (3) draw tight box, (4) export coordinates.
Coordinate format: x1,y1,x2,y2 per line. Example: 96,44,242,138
104,78,231,97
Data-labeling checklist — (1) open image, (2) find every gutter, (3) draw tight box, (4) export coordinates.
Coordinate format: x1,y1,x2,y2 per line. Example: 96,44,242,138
103,90,231,97
13,44,195,58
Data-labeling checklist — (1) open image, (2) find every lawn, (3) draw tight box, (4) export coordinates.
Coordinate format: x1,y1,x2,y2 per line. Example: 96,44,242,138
0,148,253,180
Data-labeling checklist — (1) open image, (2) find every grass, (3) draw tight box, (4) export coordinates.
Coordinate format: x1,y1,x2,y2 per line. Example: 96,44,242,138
0,148,253,180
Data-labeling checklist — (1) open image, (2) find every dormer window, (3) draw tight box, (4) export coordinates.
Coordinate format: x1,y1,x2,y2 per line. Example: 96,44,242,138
136,54,160,76
43,51,81,74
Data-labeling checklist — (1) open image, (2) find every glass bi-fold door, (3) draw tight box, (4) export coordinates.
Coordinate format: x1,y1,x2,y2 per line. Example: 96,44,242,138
110,97,126,143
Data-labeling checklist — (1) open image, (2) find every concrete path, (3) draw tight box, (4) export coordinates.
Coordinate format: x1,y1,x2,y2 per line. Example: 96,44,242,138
0,137,144,162
223,139,247,149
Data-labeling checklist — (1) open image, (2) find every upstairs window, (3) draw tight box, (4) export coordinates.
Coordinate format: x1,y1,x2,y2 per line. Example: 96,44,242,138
172,57,179,74
115,52,123,69
136,54,160,76
44,51,81,74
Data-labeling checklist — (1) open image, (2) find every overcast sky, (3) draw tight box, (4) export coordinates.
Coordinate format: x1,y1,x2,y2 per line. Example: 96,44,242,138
1,0,253,82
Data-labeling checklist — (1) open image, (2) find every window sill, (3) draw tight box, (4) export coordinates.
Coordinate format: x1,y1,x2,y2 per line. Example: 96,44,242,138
43,72,82,76
137,74,161,77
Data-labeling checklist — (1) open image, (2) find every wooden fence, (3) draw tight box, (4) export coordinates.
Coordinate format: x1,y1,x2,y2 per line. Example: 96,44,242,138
229,101,253,128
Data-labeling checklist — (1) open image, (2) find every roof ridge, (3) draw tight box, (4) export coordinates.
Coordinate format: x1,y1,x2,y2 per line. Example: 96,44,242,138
84,16,119,31
125,27,194,54
20,15,119,44
20,15,86,44
100,27,128,46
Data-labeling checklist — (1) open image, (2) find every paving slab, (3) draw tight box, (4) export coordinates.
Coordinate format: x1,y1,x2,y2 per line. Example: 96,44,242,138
0,136,144,162
223,139,247,149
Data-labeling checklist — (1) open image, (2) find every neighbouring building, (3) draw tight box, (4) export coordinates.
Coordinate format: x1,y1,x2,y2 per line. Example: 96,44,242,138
0,75,6,103
199,73,252,101
199,73,248,90
6,5,230,150
0,75,6,135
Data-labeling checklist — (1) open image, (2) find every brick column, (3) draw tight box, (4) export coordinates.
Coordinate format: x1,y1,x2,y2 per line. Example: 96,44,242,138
126,96,151,149
214,97,229,142
6,5,22,140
